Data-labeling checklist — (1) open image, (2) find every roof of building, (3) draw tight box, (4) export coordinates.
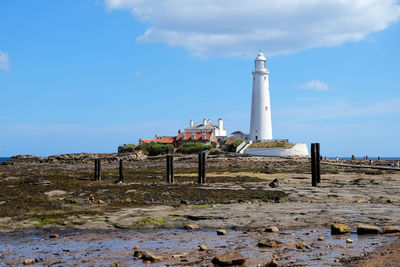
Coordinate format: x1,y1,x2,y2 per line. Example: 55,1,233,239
154,136,176,143
185,121,219,132
177,132,211,141
225,139,234,145
231,131,247,135
140,136,176,144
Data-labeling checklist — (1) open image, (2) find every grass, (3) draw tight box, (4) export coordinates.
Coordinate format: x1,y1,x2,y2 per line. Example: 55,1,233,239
249,140,294,149
132,215,180,227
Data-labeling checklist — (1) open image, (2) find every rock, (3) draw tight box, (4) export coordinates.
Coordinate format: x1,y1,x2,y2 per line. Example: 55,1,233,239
382,226,400,234
23,258,38,265
82,258,87,262
318,236,325,241
133,245,139,250
346,238,354,243
331,224,351,235
44,190,67,197
32,180,51,185
184,224,199,230
199,244,207,251
110,263,119,267
356,199,368,203
49,234,59,238
357,224,380,235
134,250,161,262
295,242,307,250
339,245,347,249
269,178,279,188
265,259,278,267
263,226,279,232
217,229,227,235
98,199,105,204
258,239,282,248
211,250,247,266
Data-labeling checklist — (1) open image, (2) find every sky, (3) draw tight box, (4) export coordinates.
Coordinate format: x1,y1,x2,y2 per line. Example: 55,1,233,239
1,0,400,157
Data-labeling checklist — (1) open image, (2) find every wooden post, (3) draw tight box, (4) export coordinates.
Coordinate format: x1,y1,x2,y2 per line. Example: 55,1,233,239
316,143,321,184
201,152,206,184
94,159,98,181
198,152,202,184
170,155,174,183
119,159,124,183
97,159,101,181
311,143,317,186
166,155,170,183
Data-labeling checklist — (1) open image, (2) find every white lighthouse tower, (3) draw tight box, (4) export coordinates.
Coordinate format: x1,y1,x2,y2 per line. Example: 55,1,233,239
249,51,273,141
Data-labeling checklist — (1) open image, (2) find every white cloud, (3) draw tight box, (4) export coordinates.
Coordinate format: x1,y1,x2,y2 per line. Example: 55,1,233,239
299,80,330,91
0,51,10,71
104,0,400,57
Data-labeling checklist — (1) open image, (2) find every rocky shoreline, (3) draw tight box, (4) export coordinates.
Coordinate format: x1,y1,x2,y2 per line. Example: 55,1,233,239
0,153,399,266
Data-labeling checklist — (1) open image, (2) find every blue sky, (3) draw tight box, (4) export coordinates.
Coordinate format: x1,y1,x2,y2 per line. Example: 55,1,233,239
1,0,400,157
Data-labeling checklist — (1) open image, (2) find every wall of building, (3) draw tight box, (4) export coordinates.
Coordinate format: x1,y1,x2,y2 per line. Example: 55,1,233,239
243,143,309,157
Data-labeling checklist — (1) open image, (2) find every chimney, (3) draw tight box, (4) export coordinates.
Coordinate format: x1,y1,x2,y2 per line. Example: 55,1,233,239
190,119,193,127
203,118,207,125
218,118,223,129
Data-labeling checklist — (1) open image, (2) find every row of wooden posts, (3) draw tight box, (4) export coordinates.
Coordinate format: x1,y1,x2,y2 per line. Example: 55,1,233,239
93,145,321,186
93,151,208,184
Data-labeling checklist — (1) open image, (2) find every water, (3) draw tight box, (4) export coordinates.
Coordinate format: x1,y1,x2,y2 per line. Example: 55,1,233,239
0,157,10,163
330,157,400,161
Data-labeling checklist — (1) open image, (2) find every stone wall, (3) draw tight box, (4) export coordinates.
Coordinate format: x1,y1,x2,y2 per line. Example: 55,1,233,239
243,143,309,157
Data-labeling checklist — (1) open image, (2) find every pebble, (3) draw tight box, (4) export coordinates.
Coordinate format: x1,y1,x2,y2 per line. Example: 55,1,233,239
49,234,59,238
317,236,325,241
98,199,105,204
263,226,279,232
199,244,207,251
346,238,354,243
339,245,346,249
382,226,400,234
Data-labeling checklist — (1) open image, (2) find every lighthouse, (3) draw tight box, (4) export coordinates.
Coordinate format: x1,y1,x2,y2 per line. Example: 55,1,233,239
249,52,273,141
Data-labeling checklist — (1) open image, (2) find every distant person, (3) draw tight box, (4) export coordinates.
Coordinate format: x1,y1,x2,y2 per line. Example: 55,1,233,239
369,160,373,166
336,157,339,163
390,162,395,167
397,161,400,167
361,163,364,167
378,156,381,161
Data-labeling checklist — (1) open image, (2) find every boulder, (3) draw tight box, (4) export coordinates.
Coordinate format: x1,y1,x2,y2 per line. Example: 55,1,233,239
264,259,278,267
45,190,67,197
331,224,351,235
269,178,280,188
258,239,282,248
133,250,161,262
382,226,400,234
23,258,38,265
217,229,227,235
184,224,199,230
263,226,279,232
211,250,246,266
199,244,207,251
357,224,380,235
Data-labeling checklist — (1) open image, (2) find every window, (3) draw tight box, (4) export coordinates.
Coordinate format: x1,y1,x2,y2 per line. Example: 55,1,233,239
264,76,266,80
265,106,268,111
255,136,258,140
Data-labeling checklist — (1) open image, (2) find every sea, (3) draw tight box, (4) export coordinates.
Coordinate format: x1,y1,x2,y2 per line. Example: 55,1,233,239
0,157,10,163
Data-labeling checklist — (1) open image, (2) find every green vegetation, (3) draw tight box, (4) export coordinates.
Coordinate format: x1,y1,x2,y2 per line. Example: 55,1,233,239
249,140,294,149
138,142,174,156
132,215,179,227
118,144,136,153
176,142,212,154
30,217,64,227
227,139,244,152
191,204,211,209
